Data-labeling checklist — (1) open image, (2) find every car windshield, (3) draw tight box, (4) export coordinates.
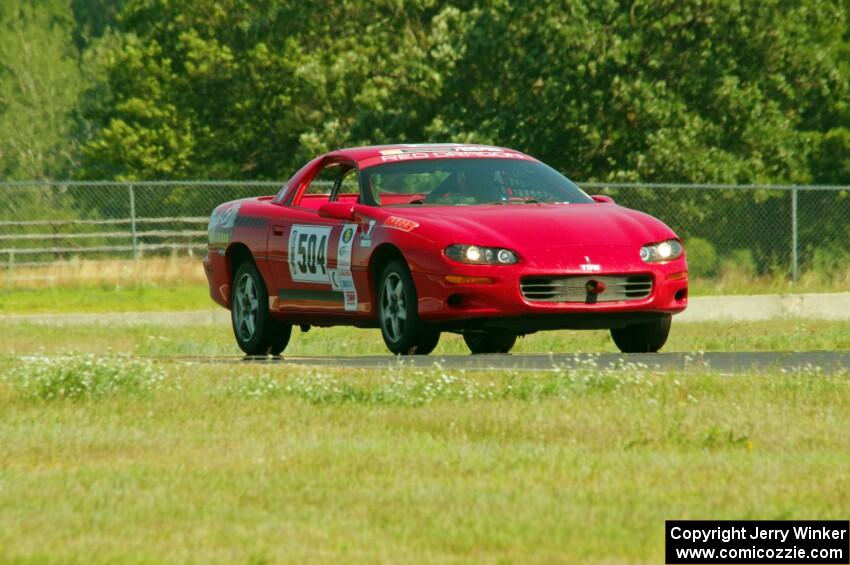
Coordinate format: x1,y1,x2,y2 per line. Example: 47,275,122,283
360,158,593,206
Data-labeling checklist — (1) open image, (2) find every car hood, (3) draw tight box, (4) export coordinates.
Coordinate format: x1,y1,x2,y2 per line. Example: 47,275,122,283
386,203,674,245
375,203,679,269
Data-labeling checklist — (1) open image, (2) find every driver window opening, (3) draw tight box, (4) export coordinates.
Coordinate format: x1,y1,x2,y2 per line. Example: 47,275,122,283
333,168,360,202
302,165,338,198
297,163,361,210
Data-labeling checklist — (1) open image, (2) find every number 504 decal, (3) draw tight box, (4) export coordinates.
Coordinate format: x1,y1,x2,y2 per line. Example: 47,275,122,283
288,225,331,283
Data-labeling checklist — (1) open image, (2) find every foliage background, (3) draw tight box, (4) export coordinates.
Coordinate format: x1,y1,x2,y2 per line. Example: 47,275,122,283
0,0,848,272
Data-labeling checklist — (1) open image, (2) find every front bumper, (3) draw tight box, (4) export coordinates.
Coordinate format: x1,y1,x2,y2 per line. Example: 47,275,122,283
412,260,688,331
204,253,231,308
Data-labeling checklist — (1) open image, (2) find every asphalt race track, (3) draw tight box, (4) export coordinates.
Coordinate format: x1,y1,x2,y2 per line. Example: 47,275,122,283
170,351,849,373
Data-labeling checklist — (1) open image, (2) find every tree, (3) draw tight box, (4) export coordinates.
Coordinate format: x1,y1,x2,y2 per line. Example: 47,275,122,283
427,0,849,184
77,0,451,180
77,0,850,186
0,0,83,180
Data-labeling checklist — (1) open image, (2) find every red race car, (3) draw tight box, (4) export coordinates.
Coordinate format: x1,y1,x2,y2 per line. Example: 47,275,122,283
204,144,688,356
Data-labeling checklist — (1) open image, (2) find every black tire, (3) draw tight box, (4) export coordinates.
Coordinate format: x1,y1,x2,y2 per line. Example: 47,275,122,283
231,261,292,356
610,315,671,353
414,329,441,356
378,260,440,355
463,333,518,354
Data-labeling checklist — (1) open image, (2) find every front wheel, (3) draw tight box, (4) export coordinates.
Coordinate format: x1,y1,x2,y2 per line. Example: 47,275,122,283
378,260,440,355
231,262,292,356
610,315,671,353
463,333,518,354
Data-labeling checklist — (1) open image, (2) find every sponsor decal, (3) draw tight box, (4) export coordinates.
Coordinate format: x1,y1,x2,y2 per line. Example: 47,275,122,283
384,216,419,232
211,201,241,230
329,269,342,291
288,224,332,283
208,201,243,253
340,270,357,312
337,223,356,269
208,229,231,249
380,145,508,156
359,219,377,247
380,151,525,163
361,145,534,169
284,223,358,311
337,222,358,311
344,290,357,311
580,255,601,272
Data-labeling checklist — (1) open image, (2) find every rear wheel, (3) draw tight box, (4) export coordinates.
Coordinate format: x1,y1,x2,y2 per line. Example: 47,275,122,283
378,260,440,355
610,315,671,353
231,262,292,356
463,333,518,354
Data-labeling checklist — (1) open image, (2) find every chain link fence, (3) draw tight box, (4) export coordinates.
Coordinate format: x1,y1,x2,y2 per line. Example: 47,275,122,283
584,182,849,281
0,181,280,267
1,180,847,280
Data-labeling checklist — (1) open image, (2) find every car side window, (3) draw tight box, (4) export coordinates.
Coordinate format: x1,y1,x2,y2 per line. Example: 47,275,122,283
302,164,339,197
332,168,360,202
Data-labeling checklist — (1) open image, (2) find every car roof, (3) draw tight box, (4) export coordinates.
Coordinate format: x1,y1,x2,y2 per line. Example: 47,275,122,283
324,144,536,168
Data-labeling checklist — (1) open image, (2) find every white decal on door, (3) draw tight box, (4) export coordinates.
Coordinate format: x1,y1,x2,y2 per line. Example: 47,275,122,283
329,269,342,290
338,223,356,269
288,225,332,283
338,222,358,311
359,220,376,247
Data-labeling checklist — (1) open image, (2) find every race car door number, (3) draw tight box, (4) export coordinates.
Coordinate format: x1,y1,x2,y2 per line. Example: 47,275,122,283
288,225,331,283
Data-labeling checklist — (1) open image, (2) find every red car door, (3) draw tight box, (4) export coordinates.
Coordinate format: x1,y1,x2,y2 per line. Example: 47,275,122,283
267,163,360,314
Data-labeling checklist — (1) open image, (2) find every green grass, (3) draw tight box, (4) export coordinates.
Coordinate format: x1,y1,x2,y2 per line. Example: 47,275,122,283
0,356,848,562
1,319,848,357
0,283,211,314
0,270,848,316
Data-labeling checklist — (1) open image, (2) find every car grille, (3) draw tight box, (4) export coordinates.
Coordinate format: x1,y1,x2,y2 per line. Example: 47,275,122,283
520,274,653,303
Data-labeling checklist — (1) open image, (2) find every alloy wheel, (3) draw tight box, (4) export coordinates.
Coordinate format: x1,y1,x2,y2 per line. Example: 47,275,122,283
234,272,259,342
381,272,407,343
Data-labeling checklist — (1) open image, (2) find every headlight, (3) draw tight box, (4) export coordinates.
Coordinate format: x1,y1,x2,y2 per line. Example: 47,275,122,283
445,244,518,265
640,239,683,263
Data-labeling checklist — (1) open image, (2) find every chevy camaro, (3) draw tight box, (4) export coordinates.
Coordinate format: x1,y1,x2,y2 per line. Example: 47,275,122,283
204,144,688,356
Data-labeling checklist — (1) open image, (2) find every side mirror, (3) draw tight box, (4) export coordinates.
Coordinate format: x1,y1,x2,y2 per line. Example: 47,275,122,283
318,202,356,221
591,194,615,204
